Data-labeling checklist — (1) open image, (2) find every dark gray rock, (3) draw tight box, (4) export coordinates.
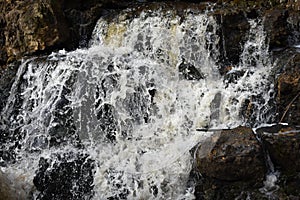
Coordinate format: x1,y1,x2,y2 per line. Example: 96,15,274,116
33,152,95,200
193,126,267,199
178,59,204,81
97,103,118,142
217,10,250,67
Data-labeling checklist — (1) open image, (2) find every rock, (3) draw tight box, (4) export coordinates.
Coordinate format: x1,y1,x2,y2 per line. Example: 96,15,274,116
0,0,137,67
0,0,299,70
0,62,18,112
97,103,118,142
217,10,250,67
264,9,289,49
275,50,300,125
286,10,300,45
210,92,222,124
47,95,79,147
3,0,69,63
257,124,300,198
196,126,266,181
0,62,20,166
257,124,300,175
263,8,300,50
193,126,267,199
33,152,95,200
277,173,300,199
178,59,204,81
0,170,26,200
223,69,245,85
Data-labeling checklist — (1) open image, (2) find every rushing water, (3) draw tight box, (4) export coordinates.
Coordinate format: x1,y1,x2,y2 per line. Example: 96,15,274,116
1,7,276,200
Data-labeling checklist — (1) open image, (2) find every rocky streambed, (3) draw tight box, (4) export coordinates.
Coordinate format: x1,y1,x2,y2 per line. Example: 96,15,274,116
0,0,300,199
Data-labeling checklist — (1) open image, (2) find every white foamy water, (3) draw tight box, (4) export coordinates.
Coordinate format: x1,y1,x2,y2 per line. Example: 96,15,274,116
1,8,275,199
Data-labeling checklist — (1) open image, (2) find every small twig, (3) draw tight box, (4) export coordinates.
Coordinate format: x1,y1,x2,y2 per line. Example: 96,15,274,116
279,91,300,123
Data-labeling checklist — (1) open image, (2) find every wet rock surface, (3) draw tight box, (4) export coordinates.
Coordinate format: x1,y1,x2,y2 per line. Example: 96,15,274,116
193,124,300,199
256,124,300,199
276,56,300,125
0,170,26,200
33,152,95,200
0,0,300,199
262,8,300,51
0,62,18,111
178,59,205,81
217,11,250,66
0,0,140,67
0,0,299,69
257,124,300,175
193,126,267,199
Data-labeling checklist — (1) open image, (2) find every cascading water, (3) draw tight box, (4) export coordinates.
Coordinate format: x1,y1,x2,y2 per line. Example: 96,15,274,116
1,7,276,200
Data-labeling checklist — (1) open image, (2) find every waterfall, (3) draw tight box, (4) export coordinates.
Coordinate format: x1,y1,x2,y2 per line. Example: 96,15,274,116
1,7,275,200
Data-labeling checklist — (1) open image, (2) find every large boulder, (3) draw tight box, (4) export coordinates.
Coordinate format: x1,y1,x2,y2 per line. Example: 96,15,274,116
196,126,266,181
193,126,267,199
3,0,69,63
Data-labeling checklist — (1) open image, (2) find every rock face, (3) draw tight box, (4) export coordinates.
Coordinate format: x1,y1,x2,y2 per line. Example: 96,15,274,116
194,126,266,199
196,126,266,181
193,124,300,199
0,0,139,67
0,170,26,200
257,125,300,175
0,0,300,69
217,11,250,66
274,50,300,125
256,124,300,198
0,62,18,111
0,0,299,199
33,152,95,200
1,0,69,63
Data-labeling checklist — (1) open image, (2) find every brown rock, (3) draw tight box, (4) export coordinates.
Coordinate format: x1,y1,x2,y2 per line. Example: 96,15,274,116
275,52,300,125
196,126,266,181
264,9,289,49
0,170,26,200
3,0,69,62
258,124,300,175
193,126,267,199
